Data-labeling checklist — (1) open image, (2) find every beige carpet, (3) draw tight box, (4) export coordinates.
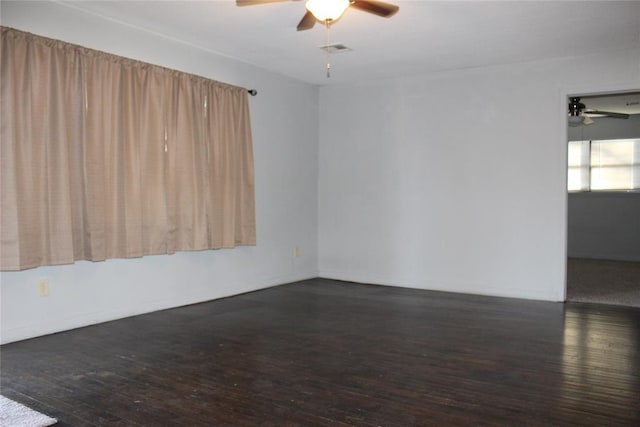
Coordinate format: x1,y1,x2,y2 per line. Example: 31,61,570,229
567,258,640,308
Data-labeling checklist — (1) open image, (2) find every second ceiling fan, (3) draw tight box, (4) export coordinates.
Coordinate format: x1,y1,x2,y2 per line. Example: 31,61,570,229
568,97,630,126
236,0,400,31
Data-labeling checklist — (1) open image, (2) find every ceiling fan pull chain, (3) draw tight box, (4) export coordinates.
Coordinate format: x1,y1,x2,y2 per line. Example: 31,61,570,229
325,20,331,78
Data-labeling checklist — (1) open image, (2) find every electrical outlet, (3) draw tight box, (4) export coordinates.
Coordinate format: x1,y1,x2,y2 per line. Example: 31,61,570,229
37,278,50,297
294,246,300,257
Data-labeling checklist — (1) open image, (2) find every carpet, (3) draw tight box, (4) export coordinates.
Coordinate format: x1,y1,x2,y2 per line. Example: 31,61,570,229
0,396,57,427
567,258,640,308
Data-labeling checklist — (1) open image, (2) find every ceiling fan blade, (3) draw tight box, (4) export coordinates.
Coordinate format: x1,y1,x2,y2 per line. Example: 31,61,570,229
581,114,594,125
584,110,630,119
297,11,316,31
350,0,399,18
236,0,289,6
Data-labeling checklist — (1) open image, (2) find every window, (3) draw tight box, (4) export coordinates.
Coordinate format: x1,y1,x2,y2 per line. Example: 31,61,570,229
567,139,640,192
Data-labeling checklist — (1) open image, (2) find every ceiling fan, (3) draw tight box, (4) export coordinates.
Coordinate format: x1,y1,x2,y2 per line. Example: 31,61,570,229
568,97,630,127
236,0,400,31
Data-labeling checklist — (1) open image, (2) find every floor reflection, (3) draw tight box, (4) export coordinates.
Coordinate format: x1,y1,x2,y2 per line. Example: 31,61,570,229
561,305,640,421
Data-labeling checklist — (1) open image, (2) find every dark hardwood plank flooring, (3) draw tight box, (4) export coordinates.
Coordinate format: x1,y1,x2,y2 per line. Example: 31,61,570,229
2,278,639,426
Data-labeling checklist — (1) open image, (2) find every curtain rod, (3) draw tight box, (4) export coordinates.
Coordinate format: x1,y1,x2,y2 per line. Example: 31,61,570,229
247,89,257,96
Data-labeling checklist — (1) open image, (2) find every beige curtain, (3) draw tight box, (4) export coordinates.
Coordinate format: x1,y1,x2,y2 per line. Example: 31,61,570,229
1,27,255,271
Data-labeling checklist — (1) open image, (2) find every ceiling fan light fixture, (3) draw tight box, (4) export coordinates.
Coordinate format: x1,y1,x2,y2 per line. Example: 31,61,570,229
306,0,350,22
568,115,583,127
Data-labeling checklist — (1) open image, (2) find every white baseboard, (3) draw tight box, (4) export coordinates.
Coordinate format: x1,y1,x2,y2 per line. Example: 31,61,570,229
0,271,318,345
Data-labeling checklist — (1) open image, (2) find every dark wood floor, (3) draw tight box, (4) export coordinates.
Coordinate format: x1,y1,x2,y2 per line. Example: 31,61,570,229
2,279,639,426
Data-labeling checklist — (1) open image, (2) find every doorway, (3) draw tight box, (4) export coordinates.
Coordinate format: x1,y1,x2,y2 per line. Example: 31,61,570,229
565,92,640,308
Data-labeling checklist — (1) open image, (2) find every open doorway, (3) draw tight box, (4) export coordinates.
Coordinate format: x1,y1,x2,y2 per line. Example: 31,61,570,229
565,92,640,308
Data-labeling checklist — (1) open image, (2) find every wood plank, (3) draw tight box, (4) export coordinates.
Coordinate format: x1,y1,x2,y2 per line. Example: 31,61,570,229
2,279,639,426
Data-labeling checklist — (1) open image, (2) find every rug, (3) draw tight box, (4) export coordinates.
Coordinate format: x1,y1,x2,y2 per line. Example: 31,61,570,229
0,395,57,427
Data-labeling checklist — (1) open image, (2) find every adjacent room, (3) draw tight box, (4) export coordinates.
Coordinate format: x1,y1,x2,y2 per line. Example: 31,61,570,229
566,93,640,307
1,1,639,425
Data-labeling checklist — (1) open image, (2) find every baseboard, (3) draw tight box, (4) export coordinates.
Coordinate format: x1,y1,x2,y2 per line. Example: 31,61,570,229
0,271,318,345
568,253,640,262
317,270,562,302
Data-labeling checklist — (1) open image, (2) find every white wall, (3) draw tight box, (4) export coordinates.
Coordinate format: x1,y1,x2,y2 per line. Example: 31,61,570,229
0,1,319,344
568,192,640,262
318,50,640,302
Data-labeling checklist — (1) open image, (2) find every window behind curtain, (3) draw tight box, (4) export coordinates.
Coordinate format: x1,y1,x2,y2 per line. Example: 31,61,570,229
567,139,640,192
0,27,256,271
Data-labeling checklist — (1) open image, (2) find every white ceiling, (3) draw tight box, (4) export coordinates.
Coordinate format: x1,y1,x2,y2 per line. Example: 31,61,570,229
60,0,640,88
